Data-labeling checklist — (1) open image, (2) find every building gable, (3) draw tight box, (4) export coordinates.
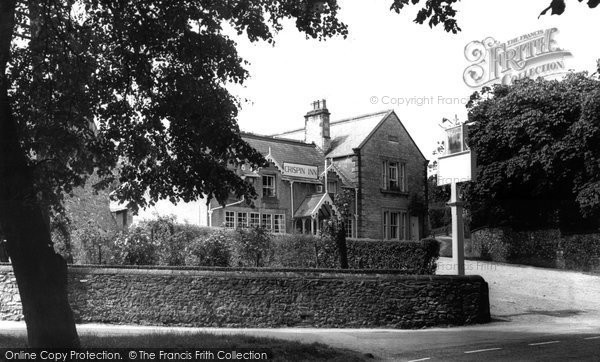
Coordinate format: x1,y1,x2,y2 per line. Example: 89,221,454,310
358,111,427,161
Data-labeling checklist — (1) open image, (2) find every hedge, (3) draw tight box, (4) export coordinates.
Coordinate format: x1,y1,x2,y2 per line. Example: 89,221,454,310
472,227,600,272
269,235,440,274
60,220,440,274
346,238,440,274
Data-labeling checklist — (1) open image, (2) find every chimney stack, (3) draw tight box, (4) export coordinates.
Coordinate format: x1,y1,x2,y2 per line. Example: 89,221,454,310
304,99,331,151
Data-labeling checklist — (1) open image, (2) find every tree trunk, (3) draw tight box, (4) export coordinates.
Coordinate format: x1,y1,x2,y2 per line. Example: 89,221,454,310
0,0,80,348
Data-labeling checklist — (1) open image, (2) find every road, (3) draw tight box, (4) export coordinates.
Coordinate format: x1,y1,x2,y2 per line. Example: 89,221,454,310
1,258,599,361
216,257,600,361
4,320,597,361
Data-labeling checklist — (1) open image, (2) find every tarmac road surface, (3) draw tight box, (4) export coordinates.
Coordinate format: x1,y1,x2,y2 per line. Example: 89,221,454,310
1,258,599,360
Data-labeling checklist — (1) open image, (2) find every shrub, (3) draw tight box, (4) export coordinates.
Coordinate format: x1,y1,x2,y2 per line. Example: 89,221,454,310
270,233,440,273
67,216,440,273
419,238,441,274
184,228,232,267
230,227,273,267
319,219,349,268
144,216,178,266
111,227,157,265
563,234,600,272
314,233,339,268
70,224,114,264
344,238,440,273
134,216,219,266
271,234,318,268
429,207,450,231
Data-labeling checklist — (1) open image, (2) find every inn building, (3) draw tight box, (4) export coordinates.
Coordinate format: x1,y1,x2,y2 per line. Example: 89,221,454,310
206,100,429,240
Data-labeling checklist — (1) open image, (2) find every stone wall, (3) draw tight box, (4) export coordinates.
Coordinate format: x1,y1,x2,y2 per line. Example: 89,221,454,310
0,264,490,328
0,271,22,321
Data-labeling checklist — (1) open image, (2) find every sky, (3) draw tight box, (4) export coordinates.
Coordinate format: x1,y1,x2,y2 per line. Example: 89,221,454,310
227,0,600,161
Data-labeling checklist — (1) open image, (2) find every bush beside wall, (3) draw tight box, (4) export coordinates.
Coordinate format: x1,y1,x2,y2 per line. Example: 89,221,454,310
346,238,440,274
265,236,439,273
472,227,600,272
563,234,600,271
0,265,490,328
60,220,440,274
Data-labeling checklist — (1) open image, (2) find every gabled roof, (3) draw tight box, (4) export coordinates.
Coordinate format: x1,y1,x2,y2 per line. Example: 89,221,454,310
246,108,426,186
331,159,356,186
273,110,394,158
242,133,323,167
322,160,355,187
326,110,394,158
293,193,338,218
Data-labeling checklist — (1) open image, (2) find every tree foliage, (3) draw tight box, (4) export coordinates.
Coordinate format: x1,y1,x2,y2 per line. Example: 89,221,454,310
539,0,600,17
11,0,599,218
9,1,354,216
390,0,600,34
2,0,598,348
390,0,461,33
465,71,600,231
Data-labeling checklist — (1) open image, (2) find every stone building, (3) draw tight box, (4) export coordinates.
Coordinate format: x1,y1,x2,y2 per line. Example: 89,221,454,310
207,100,429,240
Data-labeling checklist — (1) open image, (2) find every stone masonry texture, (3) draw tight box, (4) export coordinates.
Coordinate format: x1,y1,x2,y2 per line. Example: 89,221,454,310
0,264,490,328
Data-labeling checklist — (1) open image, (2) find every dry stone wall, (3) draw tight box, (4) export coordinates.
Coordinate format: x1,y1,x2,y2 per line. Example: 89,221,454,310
0,264,490,328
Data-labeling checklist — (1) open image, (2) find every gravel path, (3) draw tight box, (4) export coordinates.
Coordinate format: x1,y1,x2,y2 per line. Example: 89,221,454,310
437,257,600,326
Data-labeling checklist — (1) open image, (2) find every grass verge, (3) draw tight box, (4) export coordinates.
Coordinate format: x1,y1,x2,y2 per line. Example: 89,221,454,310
0,331,371,361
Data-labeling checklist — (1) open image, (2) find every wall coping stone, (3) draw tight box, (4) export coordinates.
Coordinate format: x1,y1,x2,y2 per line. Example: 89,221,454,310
0,263,483,282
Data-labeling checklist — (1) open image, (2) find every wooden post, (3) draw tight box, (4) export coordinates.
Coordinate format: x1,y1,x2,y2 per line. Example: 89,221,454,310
448,182,465,275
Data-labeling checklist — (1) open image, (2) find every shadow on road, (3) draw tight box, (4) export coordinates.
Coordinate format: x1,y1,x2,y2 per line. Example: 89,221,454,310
496,309,585,319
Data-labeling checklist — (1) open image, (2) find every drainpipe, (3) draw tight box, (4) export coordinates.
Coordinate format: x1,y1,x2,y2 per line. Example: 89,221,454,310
290,180,294,233
324,159,328,193
354,187,359,238
353,148,362,238
207,197,245,226
424,159,430,237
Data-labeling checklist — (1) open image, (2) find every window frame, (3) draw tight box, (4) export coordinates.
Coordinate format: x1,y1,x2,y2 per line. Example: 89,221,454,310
381,159,407,192
400,163,406,192
345,218,353,238
225,211,236,229
388,162,399,190
237,212,248,228
383,211,389,239
261,213,273,230
390,212,399,239
249,212,260,228
383,209,408,240
273,214,285,234
262,174,276,197
327,180,338,194
401,211,408,240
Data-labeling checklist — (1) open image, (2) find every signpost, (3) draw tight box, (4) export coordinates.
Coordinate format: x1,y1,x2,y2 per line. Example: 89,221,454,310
437,123,476,276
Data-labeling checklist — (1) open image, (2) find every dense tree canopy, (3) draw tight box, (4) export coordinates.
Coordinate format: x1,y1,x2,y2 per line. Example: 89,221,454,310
9,0,355,216
1,0,599,348
1,0,471,348
465,70,600,231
